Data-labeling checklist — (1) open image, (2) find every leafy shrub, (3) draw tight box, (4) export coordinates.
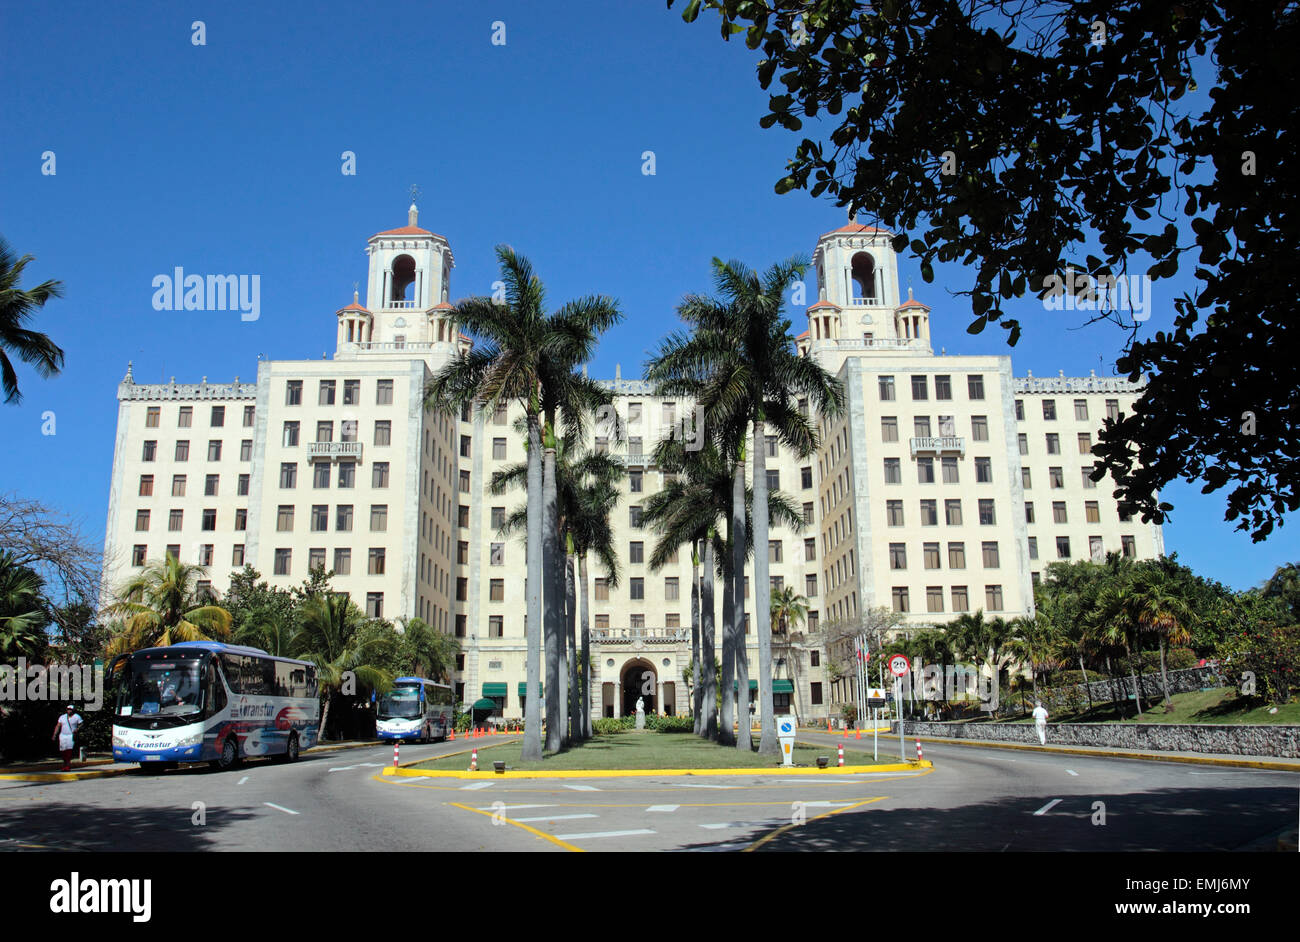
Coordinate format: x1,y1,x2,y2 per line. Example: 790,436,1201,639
646,715,693,732
593,717,635,734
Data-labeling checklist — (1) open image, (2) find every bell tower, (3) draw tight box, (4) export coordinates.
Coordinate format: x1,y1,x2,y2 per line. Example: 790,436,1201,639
361,198,456,349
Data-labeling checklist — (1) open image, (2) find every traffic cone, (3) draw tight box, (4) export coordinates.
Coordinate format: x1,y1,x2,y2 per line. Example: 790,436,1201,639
448,729,455,741
470,748,478,771
837,743,844,767
855,729,861,740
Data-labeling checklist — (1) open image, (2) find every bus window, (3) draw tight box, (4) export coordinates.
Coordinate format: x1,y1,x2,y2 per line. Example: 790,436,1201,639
207,659,227,715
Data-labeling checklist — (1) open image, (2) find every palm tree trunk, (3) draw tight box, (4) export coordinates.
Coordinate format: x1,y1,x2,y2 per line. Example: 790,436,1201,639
720,554,735,743
566,549,579,742
317,690,332,742
1132,627,1146,713
752,419,778,755
1079,655,1093,711
730,459,749,750
521,415,544,761
701,536,718,740
579,554,592,738
691,556,701,735
1158,635,1172,707
1127,641,1144,715
542,435,563,752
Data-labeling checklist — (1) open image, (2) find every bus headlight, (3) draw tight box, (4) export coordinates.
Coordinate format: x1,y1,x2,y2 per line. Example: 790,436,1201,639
112,730,127,747
176,731,205,747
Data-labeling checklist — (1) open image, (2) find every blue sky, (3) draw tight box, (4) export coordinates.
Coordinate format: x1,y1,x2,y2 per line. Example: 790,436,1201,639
0,0,1292,591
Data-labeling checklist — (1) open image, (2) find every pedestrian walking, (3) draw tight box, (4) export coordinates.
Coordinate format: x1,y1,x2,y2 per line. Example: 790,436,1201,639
1032,701,1048,745
53,704,83,771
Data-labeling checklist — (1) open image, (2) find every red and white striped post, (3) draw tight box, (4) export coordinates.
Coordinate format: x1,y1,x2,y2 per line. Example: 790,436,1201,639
393,741,400,767
470,747,478,771
837,743,844,767
916,739,923,762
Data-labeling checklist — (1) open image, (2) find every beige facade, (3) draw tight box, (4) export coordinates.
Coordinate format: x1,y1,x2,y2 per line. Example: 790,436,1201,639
102,212,1162,725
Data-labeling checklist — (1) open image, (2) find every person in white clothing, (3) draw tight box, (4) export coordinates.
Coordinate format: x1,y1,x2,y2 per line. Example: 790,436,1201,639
1032,701,1048,745
53,704,83,771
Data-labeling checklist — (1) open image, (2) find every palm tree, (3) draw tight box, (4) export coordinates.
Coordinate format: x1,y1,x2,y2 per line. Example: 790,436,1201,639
400,616,460,682
0,237,64,404
568,475,621,740
233,603,297,657
426,246,620,758
646,256,845,755
0,551,48,659
770,584,808,635
106,553,232,656
292,593,393,741
1130,565,1195,707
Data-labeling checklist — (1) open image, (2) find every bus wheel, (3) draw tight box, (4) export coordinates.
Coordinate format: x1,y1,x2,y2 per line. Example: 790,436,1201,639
211,736,239,771
283,732,300,763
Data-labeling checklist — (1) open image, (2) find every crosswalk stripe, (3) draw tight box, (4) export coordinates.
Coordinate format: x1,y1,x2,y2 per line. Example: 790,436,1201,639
553,828,654,840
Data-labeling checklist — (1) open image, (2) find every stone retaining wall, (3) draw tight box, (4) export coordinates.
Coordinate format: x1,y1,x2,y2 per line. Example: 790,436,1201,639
901,719,1300,758
1032,666,1224,714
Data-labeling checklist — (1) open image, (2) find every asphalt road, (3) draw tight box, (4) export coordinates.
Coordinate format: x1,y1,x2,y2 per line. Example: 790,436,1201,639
1,736,1295,852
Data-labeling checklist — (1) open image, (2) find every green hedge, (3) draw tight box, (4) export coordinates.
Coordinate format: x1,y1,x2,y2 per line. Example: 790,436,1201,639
592,715,694,734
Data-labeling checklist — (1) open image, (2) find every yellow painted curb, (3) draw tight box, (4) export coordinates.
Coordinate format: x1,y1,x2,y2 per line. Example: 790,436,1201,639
905,735,1300,772
383,759,929,780
0,767,133,782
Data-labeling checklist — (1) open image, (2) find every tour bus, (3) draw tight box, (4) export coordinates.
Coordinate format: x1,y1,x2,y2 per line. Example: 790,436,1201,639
110,641,319,770
375,677,455,743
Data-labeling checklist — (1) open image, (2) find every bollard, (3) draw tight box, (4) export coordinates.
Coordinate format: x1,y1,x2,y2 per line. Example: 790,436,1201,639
470,747,478,772
393,741,400,768
916,739,923,762
837,743,844,767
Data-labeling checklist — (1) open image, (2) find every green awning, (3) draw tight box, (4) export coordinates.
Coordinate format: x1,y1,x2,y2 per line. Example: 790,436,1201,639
470,698,497,711
482,683,507,697
517,682,543,697
773,679,795,694
733,680,760,691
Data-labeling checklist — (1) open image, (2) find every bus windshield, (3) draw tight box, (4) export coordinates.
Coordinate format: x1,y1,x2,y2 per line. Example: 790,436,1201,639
377,686,422,719
119,656,206,720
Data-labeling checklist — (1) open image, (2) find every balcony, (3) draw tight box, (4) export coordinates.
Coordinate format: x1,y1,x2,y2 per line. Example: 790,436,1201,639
592,627,690,644
910,436,965,457
308,441,363,461
383,299,418,310
848,295,880,306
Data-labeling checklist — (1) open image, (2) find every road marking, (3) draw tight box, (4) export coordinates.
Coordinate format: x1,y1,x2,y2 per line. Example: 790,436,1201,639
562,784,600,791
237,776,249,785
449,802,584,852
513,813,599,823
459,782,494,790
700,822,743,830
670,783,731,789
329,766,357,772
745,796,891,852
358,762,383,768
646,805,679,813
1066,770,1078,776
1033,799,1063,816
801,800,859,807
264,802,300,815
553,828,655,841
476,804,556,811
1188,772,1234,775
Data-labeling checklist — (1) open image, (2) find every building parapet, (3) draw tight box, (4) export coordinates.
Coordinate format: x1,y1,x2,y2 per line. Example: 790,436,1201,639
592,627,690,643
118,378,257,401
1014,372,1146,395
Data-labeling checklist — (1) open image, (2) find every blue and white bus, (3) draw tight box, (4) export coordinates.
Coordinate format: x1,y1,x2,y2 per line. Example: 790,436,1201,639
110,641,319,770
375,677,454,743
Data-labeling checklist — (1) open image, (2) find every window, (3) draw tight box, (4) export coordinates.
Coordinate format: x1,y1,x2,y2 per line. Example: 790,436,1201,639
594,578,609,601
628,437,643,459
313,463,331,489
240,439,252,461
967,375,985,400
1025,501,1035,523
920,499,938,526
948,542,966,569
1075,399,1089,421
1018,433,1028,456
458,505,469,527
458,470,470,494
804,538,816,561
914,416,931,438
1028,537,1038,560
234,508,247,530
283,421,300,447
945,499,963,525
280,463,297,488
1106,399,1120,422
1015,399,1025,421
166,544,180,560
806,574,818,597
341,379,359,405
629,505,643,529
334,550,351,579
207,440,222,461
285,381,302,406
927,586,945,613
492,438,506,460
917,457,934,484
1078,432,1092,454
978,499,996,525
274,548,292,575
951,586,969,611
889,543,907,570
492,402,508,426
338,462,355,488
1089,535,1104,561
142,440,157,462
146,406,160,428
487,506,505,531
366,593,383,618
1042,399,1057,421
982,541,1000,567
336,505,353,531
975,457,992,483
630,578,645,600
210,406,225,427
629,541,644,564
277,505,294,531
1081,467,1097,489
923,542,941,569
456,578,468,602
911,375,928,400
135,509,150,531
201,509,216,531
316,421,333,443
318,380,336,406
1122,535,1136,557
175,440,190,461
765,469,780,491
765,435,779,458
935,375,952,400
341,421,357,442
1056,536,1071,558
971,416,988,441
878,376,895,401
1119,506,1133,523
139,475,154,496
490,579,504,601
177,406,192,428
1049,467,1064,489
662,577,679,601
886,500,904,526
1051,501,1068,524
892,587,909,613
797,466,812,491
1046,433,1060,455
880,417,898,442
1022,467,1032,488
1085,501,1100,523
488,616,503,639
308,547,326,571
985,585,1004,610
370,505,388,531
372,462,389,488
368,548,386,575
769,540,783,563
233,544,245,566
243,405,255,427
802,501,815,524
489,543,504,566
460,435,472,457
198,545,214,566
168,509,183,531
374,421,391,446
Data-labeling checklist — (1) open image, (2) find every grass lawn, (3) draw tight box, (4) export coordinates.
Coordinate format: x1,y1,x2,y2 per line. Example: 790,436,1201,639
992,687,1300,725
408,732,905,772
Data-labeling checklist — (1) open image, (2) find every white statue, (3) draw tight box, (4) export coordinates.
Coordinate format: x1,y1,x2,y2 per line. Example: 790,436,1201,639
636,697,645,714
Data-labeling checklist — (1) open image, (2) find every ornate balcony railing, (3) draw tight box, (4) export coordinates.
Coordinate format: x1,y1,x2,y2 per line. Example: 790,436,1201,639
592,627,690,644
910,436,966,457
308,441,363,461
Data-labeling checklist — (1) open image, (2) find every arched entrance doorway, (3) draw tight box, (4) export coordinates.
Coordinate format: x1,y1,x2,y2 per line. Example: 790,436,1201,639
620,658,656,716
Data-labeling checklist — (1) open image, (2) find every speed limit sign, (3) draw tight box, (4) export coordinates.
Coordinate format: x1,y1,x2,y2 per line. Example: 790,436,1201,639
888,654,911,677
